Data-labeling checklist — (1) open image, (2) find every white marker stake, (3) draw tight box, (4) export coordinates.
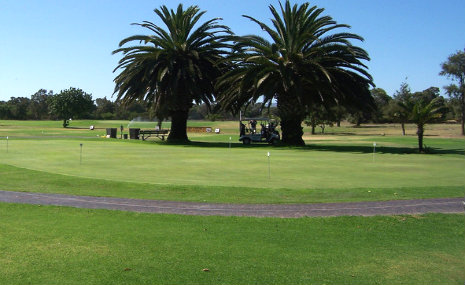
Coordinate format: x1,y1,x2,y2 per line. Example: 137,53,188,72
80,143,83,165
229,137,231,149
373,142,376,162
267,151,271,179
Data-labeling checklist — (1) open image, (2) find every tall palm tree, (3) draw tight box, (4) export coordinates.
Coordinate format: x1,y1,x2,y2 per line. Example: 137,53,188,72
113,4,231,142
217,0,374,145
410,98,442,153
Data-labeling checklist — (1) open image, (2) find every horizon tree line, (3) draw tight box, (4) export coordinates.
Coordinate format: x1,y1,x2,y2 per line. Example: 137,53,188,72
0,81,459,134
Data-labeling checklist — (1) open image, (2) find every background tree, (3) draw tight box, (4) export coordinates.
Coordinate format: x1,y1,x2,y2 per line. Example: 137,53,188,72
0,101,10,119
29,89,53,120
371,88,391,123
440,48,465,135
347,109,372,127
188,104,209,120
388,82,447,143
411,87,447,120
6,97,30,120
412,87,440,103
48,87,94,127
333,104,347,127
410,98,442,153
217,0,374,145
113,4,231,143
304,105,336,134
94,97,116,120
389,82,413,135
444,84,462,121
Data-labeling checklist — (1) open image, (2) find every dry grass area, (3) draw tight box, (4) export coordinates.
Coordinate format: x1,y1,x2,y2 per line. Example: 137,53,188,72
302,122,463,141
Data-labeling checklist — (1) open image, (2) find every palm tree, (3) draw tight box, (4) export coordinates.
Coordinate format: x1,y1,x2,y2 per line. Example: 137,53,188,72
217,0,374,145
113,4,231,142
410,98,442,153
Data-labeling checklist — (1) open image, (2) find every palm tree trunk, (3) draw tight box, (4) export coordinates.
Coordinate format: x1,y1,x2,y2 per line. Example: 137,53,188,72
280,116,305,145
417,124,424,153
401,122,406,136
278,96,305,146
168,110,189,143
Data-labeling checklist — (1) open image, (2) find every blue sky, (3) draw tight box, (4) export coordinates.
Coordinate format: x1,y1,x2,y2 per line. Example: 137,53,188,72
1,0,464,102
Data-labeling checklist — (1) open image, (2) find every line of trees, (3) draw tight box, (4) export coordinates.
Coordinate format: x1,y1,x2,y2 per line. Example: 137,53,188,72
0,89,151,123
0,89,274,123
1,84,459,125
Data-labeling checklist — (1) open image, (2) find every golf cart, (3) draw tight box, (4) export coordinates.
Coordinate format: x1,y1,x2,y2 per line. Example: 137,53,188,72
239,117,280,145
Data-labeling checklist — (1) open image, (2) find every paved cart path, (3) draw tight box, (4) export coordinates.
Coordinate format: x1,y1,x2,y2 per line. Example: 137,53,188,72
0,190,463,218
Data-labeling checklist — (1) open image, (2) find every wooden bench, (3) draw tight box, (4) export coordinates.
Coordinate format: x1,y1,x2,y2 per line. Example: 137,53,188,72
140,129,169,141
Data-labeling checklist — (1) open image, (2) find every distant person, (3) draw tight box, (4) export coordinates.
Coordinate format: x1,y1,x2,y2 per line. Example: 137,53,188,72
240,123,246,136
260,123,267,138
250,120,257,133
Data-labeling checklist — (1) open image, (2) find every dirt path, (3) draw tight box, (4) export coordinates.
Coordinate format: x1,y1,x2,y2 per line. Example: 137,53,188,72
0,190,463,218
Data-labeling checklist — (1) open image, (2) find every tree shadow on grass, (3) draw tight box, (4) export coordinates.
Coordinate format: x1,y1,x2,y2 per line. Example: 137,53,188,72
160,140,465,155
298,144,464,155
155,140,273,149
165,140,260,148
349,125,392,129
66,127,92,130
307,132,418,136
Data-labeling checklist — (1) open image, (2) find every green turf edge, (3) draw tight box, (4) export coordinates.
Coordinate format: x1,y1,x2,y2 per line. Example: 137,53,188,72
0,203,463,285
1,163,463,204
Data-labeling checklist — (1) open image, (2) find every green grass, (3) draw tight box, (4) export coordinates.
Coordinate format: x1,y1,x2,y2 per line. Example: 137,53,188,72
1,120,464,203
1,163,463,204
0,120,232,138
0,203,463,285
0,120,464,284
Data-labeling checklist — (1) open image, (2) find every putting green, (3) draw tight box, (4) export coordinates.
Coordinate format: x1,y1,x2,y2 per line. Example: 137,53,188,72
1,138,464,191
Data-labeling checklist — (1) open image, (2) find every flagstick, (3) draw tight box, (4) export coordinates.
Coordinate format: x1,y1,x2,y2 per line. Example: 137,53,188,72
80,143,83,165
373,142,376,163
267,152,271,179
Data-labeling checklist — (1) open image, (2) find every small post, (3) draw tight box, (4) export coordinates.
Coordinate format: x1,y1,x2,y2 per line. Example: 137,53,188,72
6,136,8,153
229,137,231,149
120,125,124,139
267,151,271,179
373,142,376,162
80,143,83,165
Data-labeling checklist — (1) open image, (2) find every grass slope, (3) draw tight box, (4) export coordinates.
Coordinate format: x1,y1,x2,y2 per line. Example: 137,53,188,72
0,134,463,203
0,163,463,203
1,120,464,203
0,203,463,285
